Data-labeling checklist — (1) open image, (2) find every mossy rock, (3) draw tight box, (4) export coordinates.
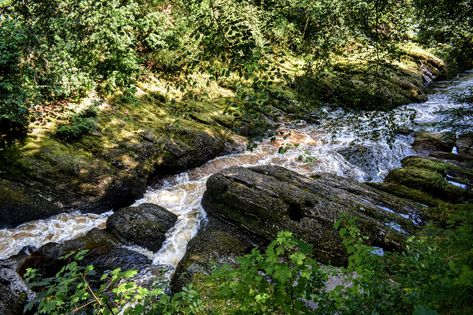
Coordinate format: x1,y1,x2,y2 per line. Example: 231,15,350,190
171,216,254,292
385,157,472,203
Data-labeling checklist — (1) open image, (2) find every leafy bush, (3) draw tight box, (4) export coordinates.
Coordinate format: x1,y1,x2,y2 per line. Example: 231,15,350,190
24,250,205,315
208,231,326,314
414,0,473,69
0,11,30,137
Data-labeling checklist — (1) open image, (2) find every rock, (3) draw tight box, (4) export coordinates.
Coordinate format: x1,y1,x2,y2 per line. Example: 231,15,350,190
156,126,226,175
412,132,456,156
172,216,254,291
106,203,177,251
19,228,151,278
0,259,33,315
84,247,152,272
0,179,62,228
202,165,421,264
456,133,473,156
385,156,472,203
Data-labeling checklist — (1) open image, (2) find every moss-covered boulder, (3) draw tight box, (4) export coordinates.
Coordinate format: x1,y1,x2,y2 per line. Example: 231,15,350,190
202,165,422,264
385,157,472,203
106,203,177,251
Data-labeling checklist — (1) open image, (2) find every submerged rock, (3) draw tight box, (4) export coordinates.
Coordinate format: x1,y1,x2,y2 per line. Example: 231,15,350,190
202,165,421,264
106,203,177,251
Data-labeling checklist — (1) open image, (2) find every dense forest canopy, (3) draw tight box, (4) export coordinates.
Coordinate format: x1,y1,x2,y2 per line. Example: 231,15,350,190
1,0,472,134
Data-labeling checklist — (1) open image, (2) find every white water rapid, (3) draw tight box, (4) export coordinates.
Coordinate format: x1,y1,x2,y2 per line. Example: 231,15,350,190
1,72,472,275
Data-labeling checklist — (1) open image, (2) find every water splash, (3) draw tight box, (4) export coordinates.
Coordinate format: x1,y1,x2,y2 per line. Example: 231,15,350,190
0,211,111,260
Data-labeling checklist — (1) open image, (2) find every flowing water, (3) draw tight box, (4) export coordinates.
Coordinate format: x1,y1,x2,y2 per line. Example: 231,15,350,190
1,72,472,274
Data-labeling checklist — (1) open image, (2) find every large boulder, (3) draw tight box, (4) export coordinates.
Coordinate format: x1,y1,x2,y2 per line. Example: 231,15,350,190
106,203,177,252
202,165,422,264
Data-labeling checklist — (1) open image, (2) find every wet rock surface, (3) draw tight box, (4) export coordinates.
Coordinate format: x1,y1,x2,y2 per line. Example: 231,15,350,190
19,228,151,277
107,203,177,251
0,178,62,229
202,165,421,264
412,132,456,155
0,258,33,315
172,216,255,292
456,133,473,155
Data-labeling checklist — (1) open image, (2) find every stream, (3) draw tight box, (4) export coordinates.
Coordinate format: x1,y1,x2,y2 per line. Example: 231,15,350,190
1,71,472,275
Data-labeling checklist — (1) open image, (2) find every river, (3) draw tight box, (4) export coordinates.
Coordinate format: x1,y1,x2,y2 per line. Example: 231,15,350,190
1,71,472,275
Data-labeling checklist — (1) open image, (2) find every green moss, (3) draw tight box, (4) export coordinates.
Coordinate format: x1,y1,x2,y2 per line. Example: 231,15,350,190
383,156,473,208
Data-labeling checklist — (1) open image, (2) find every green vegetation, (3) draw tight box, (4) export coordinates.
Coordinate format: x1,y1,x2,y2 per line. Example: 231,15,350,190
1,0,471,139
25,210,473,314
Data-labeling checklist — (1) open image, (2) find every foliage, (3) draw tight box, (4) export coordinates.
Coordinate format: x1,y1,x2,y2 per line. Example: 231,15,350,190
24,249,205,315
2,0,472,136
208,231,326,314
0,11,30,136
414,0,473,69
0,0,179,134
